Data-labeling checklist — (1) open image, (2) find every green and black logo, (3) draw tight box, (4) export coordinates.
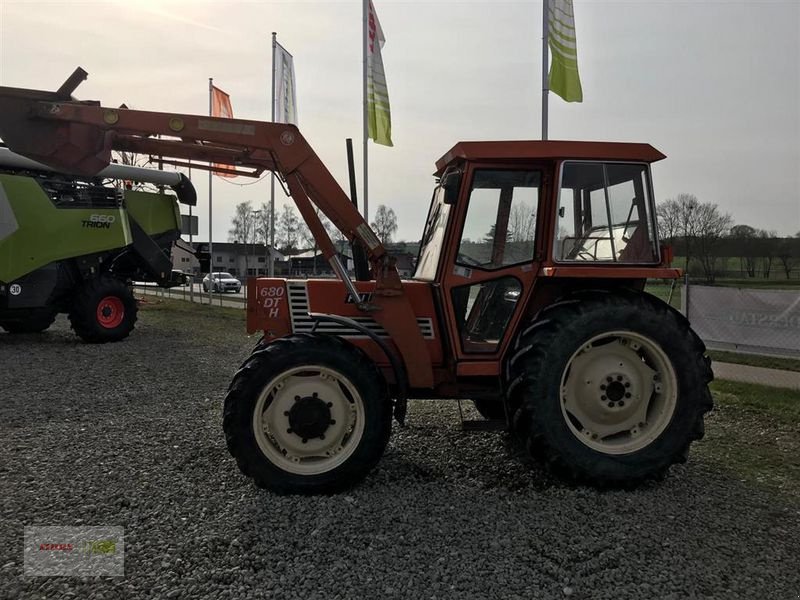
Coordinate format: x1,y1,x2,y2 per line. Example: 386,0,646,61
82,214,116,229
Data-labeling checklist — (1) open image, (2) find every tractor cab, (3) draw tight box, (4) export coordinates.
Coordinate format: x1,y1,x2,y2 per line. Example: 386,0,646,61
413,140,669,360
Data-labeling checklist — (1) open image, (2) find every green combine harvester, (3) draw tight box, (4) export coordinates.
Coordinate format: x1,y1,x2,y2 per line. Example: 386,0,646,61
0,146,196,342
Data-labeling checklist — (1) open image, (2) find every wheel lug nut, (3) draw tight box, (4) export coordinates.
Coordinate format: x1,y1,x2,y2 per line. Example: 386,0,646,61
294,396,300,401
619,401,625,407
607,402,614,408
283,411,289,416
600,384,606,390
601,395,607,401
329,419,336,425
617,375,623,381
624,382,630,388
312,392,318,398
606,376,613,382
286,428,293,434
327,402,333,407
302,438,308,444
319,434,325,440
625,392,631,398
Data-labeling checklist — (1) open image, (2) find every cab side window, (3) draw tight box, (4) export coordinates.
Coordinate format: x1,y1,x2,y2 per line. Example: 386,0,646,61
456,170,540,270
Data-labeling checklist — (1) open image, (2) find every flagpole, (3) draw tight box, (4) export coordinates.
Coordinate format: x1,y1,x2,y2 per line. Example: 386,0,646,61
542,0,549,141
362,0,369,223
188,161,193,244
208,77,214,305
269,32,277,277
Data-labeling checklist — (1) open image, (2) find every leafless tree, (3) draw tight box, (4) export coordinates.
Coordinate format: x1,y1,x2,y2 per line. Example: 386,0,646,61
109,150,156,192
758,229,777,278
252,202,272,246
777,239,796,279
656,194,699,270
655,198,681,243
276,204,301,254
692,202,733,283
228,201,257,275
508,201,536,242
729,224,758,277
371,205,398,244
251,202,274,268
228,201,256,244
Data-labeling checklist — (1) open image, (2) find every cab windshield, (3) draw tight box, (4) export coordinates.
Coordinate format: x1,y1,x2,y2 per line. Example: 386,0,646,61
413,185,451,280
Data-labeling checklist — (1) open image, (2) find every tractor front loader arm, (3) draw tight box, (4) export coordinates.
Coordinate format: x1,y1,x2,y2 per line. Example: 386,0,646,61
0,74,396,291
0,69,434,388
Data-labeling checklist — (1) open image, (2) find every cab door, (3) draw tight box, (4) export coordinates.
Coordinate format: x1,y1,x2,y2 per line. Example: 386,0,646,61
441,165,545,373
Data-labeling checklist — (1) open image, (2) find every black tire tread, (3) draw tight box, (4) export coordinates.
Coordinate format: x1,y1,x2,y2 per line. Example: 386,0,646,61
472,398,506,421
68,276,138,343
223,334,392,494
505,290,713,487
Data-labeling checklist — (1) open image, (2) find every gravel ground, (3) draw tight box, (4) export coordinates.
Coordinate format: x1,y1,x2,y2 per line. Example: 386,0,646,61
1,301,799,600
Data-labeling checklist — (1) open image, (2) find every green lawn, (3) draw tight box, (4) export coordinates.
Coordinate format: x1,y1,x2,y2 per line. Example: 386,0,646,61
703,381,800,496
644,281,683,310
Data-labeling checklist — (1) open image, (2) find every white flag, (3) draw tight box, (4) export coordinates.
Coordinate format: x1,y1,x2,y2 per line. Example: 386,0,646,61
274,42,297,125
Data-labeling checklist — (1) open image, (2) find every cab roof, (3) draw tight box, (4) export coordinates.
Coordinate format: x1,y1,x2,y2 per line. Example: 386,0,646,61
435,140,666,175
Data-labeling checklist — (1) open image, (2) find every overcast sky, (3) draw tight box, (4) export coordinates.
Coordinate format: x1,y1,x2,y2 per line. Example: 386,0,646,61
1,0,798,242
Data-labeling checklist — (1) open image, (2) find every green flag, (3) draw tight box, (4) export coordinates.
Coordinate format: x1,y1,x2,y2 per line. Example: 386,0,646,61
548,0,583,103
367,1,393,146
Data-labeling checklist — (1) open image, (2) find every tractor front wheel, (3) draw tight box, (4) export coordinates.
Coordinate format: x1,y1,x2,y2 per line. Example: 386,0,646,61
506,291,713,487
223,334,392,494
69,276,138,343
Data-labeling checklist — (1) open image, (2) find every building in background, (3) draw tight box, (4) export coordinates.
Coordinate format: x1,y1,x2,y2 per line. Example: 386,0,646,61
189,242,286,278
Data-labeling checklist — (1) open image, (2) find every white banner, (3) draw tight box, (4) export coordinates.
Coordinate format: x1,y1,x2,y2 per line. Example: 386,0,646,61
686,285,800,358
274,42,297,125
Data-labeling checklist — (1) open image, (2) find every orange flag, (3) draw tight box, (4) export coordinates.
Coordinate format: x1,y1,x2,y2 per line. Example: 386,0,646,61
211,85,236,177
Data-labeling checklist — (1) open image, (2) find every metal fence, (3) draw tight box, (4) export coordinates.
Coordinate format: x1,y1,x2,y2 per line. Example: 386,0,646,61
133,278,246,309
678,277,800,389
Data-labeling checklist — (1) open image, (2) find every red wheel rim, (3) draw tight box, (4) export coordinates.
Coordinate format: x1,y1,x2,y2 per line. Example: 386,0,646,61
97,296,125,329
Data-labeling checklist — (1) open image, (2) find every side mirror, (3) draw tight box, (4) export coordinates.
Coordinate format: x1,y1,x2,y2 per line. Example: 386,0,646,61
441,171,462,205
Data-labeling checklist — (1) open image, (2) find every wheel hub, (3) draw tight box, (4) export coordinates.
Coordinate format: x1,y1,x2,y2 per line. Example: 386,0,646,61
252,365,366,476
286,394,333,441
560,332,678,455
96,296,124,328
599,374,632,408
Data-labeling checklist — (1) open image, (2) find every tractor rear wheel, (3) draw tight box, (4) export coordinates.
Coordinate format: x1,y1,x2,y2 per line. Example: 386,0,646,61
505,291,713,487
223,334,392,494
69,276,138,343
1,310,57,334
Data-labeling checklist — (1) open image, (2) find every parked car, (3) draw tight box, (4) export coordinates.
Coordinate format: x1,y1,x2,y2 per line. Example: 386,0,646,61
202,272,242,293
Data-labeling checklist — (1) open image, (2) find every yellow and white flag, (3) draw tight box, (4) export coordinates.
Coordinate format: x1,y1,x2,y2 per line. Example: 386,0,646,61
366,1,392,146
548,0,583,103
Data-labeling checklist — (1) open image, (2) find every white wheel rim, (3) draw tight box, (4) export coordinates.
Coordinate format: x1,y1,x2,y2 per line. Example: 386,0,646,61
560,331,678,455
252,365,365,475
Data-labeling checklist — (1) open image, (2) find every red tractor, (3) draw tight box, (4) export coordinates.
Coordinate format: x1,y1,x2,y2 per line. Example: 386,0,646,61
0,70,713,494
